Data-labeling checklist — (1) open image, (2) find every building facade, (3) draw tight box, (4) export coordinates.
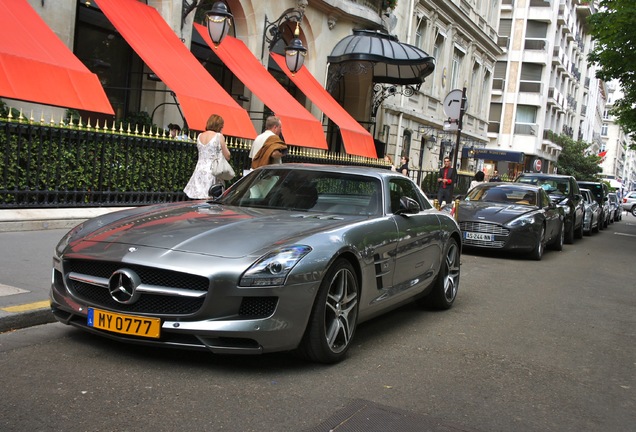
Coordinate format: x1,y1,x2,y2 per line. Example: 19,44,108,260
488,0,598,178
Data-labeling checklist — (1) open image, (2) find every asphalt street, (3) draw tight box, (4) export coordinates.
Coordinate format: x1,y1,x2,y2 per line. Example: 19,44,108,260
1,212,634,431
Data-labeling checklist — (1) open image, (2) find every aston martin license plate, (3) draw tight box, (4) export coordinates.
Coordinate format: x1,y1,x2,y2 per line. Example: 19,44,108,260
465,231,494,241
87,308,161,338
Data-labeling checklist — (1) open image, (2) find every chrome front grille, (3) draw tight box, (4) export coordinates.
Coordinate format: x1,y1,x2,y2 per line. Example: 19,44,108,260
64,259,209,316
460,221,510,235
460,221,509,248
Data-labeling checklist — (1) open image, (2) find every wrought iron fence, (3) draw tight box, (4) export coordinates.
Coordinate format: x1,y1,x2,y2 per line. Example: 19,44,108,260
0,116,385,208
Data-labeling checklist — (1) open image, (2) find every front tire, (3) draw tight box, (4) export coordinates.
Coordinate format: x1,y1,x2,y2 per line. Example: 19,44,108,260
564,218,575,244
549,222,564,251
530,226,545,260
631,207,636,217
297,259,359,363
419,238,460,310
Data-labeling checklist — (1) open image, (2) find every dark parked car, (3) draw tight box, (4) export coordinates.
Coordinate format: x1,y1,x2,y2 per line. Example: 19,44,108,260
515,173,584,243
608,192,622,222
454,182,564,260
577,181,610,229
580,188,601,235
51,164,462,363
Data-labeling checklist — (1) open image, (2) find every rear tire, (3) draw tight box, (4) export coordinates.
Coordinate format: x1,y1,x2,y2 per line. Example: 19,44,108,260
297,259,359,364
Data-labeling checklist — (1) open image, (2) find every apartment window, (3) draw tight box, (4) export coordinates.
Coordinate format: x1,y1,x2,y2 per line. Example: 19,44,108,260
515,105,538,135
415,18,424,49
482,70,491,113
432,32,445,91
471,62,480,111
450,48,464,90
488,102,502,133
603,109,609,119
493,61,507,90
601,123,608,136
516,105,537,123
402,130,412,158
520,63,543,93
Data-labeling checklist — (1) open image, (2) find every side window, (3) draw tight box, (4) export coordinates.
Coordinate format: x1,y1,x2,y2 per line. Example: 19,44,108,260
389,178,424,213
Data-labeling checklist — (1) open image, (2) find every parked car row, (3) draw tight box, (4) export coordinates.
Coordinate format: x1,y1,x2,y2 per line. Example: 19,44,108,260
448,172,627,261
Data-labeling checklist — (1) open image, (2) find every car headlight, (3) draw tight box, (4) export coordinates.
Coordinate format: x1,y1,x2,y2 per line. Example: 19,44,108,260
505,213,537,228
240,245,312,287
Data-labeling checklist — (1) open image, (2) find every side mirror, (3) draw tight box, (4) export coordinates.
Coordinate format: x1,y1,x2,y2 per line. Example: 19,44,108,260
208,183,225,199
396,196,421,215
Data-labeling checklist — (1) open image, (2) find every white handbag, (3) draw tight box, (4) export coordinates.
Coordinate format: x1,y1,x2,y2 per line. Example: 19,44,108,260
210,136,235,181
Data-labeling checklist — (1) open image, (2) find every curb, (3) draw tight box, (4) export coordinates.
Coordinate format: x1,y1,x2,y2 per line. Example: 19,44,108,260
0,307,56,333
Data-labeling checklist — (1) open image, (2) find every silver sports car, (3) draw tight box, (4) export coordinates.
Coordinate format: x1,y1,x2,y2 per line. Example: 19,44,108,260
51,164,461,363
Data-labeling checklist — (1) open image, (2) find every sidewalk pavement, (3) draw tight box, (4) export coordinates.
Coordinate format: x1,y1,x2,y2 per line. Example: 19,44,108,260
0,207,129,333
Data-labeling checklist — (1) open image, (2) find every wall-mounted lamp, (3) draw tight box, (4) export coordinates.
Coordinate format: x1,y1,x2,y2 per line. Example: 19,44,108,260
284,23,308,74
262,8,308,74
206,1,233,48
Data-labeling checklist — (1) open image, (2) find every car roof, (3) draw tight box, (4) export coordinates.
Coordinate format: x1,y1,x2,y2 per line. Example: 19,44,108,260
517,173,574,179
473,182,541,192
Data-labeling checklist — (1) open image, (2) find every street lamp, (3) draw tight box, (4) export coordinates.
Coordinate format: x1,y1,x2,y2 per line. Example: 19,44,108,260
262,8,308,74
205,2,233,48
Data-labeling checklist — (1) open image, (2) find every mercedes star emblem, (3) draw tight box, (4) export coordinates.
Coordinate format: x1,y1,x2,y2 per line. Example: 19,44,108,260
108,269,141,304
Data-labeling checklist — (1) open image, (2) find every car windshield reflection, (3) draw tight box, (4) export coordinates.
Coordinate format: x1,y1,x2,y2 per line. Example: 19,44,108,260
466,186,537,206
220,168,383,216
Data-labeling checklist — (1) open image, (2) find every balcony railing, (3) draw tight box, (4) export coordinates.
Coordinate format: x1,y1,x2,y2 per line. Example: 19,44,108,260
514,123,538,136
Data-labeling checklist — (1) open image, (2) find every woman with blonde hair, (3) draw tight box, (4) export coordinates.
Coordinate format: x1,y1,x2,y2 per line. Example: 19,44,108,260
184,114,232,199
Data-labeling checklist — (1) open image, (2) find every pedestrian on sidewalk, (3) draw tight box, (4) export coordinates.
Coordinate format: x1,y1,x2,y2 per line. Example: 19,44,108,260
183,114,231,199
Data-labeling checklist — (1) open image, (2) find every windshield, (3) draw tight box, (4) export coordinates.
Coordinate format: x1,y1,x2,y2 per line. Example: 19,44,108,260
466,186,537,205
517,177,569,196
220,168,383,216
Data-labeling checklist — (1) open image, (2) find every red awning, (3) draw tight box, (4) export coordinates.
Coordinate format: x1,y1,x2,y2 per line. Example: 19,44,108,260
271,53,377,158
194,24,327,150
96,0,255,138
0,0,113,114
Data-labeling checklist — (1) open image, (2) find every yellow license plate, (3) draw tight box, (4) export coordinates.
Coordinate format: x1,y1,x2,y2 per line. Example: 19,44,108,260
87,308,161,339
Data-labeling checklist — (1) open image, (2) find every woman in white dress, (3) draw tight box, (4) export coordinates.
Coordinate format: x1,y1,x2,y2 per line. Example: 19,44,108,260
183,114,231,199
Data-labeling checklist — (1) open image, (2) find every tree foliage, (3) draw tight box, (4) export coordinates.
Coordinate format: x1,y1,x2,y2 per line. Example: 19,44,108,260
553,134,602,180
588,0,636,142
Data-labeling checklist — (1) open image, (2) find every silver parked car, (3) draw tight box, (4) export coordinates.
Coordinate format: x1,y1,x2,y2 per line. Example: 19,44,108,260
581,188,600,235
51,164,462,363
623,191,636,216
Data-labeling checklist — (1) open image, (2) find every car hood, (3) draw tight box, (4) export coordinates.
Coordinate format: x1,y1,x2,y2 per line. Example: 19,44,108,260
458,201,535,224
62,201,359,258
